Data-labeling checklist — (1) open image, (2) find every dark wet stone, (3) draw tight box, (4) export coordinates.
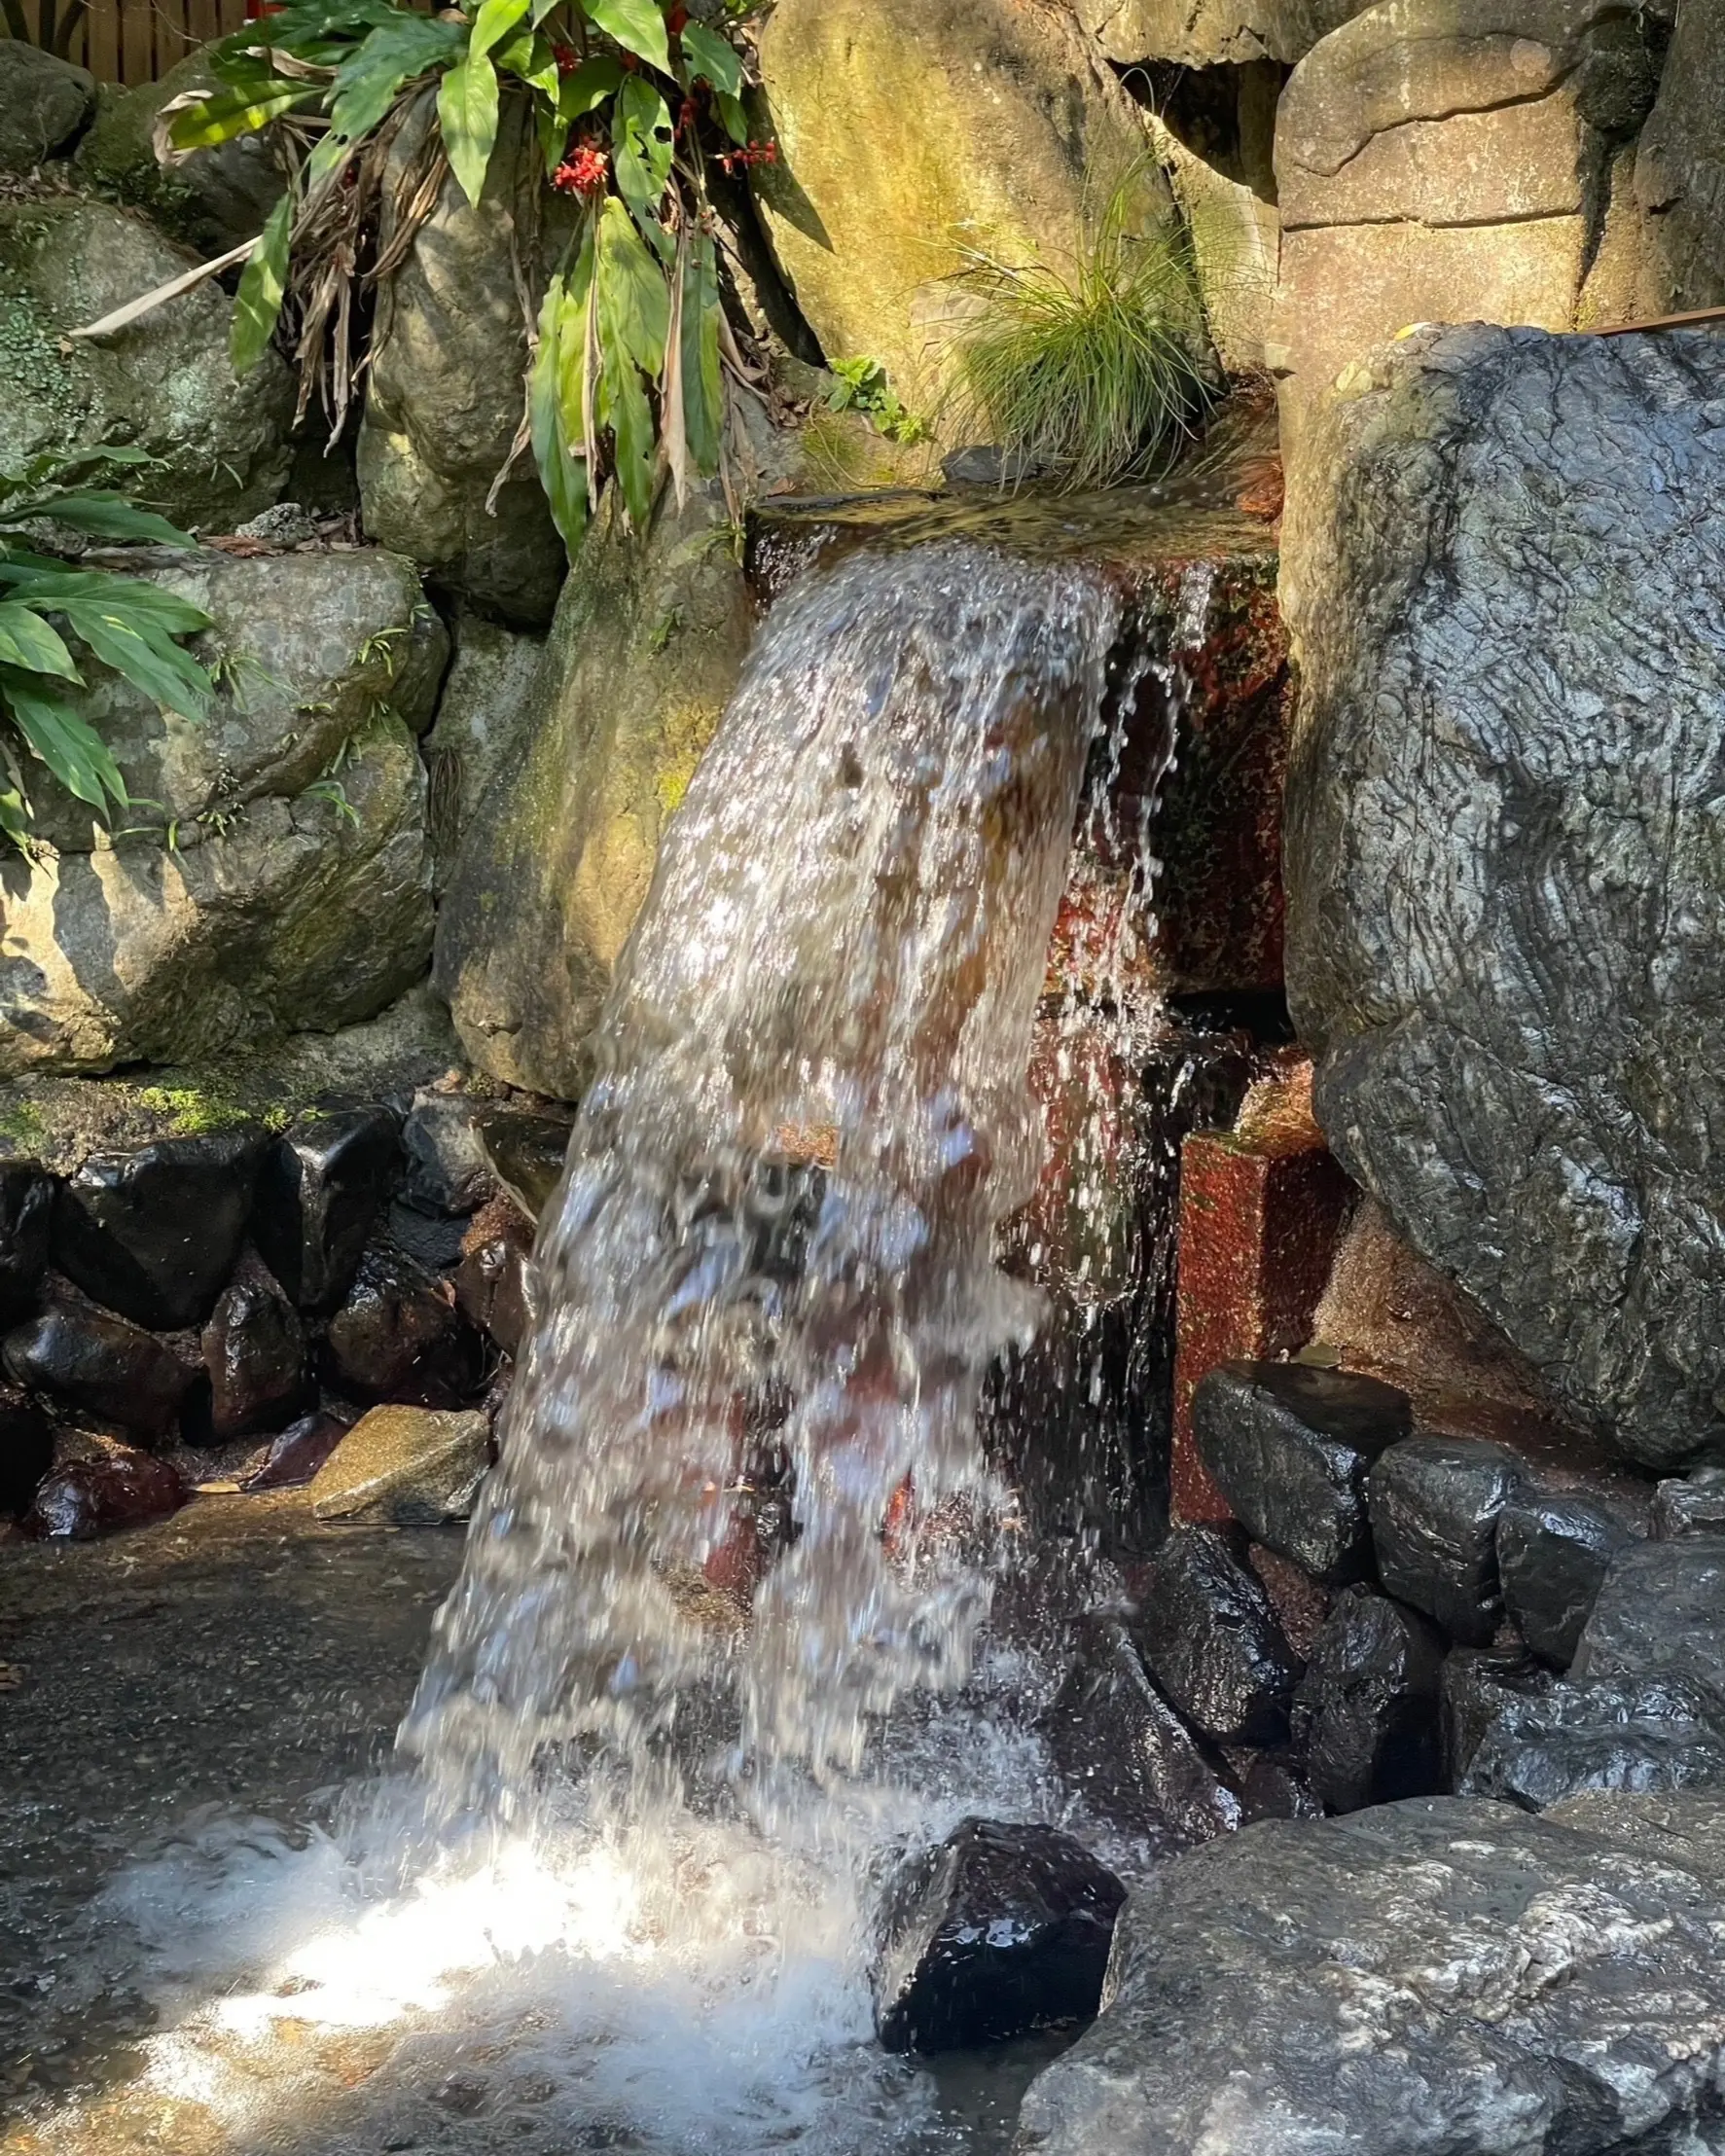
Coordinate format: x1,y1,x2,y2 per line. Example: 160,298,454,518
24,1446,186,1538
239,1409,352,1491
384,1198,470,1270
51,1126,269,1329
1368,1435,1527,1644
400,1096,498,1216
453,1196,534,1355
1244,1543,1332,1661
872,1817,1126,2054
3,1298,196,1440
0,1383,53,1515
1461,1675,1725,1810
252,1105,402,1315
321,1244,483,1406
1291,1586,1445,1814
471,1102,574,1219
198,1253,308,1443
1572,1534,1725,1701
1237,1754,1323,1823
1440,1645,1556,1789
1653,1466,1725,1540
1193,1360,1411,1584
1133,1527,1298,1746
1496,1489,1643,1669
1039,1619,1242,1849
0,1163,53,1331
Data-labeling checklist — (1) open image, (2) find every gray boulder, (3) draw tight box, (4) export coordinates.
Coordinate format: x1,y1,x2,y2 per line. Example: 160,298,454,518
0,196,292,531
1635,0,1725,312
1015,1792,1725,2156
0,43,94,173
1074,0,1369,65
420,611,544,894
1284,323,1725,1471
0,548,445,1075
1461,1673,1725,1810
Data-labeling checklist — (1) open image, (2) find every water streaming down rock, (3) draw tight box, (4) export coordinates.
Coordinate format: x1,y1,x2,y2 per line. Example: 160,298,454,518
403,541,1123,1811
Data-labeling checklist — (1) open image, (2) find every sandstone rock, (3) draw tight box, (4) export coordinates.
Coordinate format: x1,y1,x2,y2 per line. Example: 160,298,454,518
1133,1527,1298,1745
422,612,544,893
75,51,284,257
435,489,757,1096
0,1383,53,1515
24,1443,184,1538
1075,0,1369,65
754,0,1178,419
873,1818,1126,2055
1496,1489,1644,1669
1291,1585,1444,1812
252,1104,402,1315
0,1164,53,1330
321,1243,481,1406
239,1407,350,1491
1462,1675,1725,1811
1654,1467,1725,1541
1193,1360,1410,1584
0,550,443,1077
1369,1436,1526,1645
1635,0,1725,312
1284,327,1725,1469
0,43,93,173
4,1296,195,1439
198,1253,306,1441
308,1402,490,1524
0,197,292,531
1440,1645,1555,1787
1013,1793,1725,2156
358,93,575,627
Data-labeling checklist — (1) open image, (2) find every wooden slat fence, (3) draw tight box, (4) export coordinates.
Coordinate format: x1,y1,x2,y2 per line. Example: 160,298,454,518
2,0,250,87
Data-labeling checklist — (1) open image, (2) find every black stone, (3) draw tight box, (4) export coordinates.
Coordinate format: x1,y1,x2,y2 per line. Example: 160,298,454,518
1038,1619,1242,1849
1368,1435,1527,1644
384,1199,469,1270
1572,1535,1725,1702
1291,1586,1445,1813
253,1105,401,1315
453,1197,534,1356
52,1127,269,1330
198,1254,308,1442
1496,1489,1643,1669
1461,1676,1725,1810
0,1382,53,1515
1440,1646,1557,1789
1237,1754,1324,1823
1653,1467,1725,1540
25,1446,186,1539
471,1102,575,1220
1133,1527,1298,1745
3,1298,196,1440
1193,1360,1411,1584
872,1818,1126,2054
239,1409,351,1491
0,1162,53,1330
321,1243,483,1406
400,1097,498,1217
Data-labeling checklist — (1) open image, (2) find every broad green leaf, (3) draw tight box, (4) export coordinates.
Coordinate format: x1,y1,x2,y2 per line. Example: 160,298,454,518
18,493,195,546
596,197,669,380
0,786,28,848
558,54,624,119
0,670,127,811
679,22,740,97
59,606,211,716
165,79,309,154
495,26,558,98
231,193,293,377
715,90,748,145
328,14,464,140
529,276,589,555
614,75,673,255
584,0,669,71
469,0,530,63
680,228,723,477
439,53,501,208
16,572,210,640
530,0,560,21
599,341,656,529
0,603,79,681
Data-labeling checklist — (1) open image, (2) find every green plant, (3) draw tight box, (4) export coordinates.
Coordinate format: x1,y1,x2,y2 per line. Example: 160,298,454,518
0,449,212,846
940,175,1213,490
823,357,926,447
151,0,769,552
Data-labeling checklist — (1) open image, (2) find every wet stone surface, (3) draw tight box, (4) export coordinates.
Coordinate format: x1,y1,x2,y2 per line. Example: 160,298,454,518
1368,1435,1526,1645
0,1167,52,1333
1496,1489,1643,1669
3,1295,196,1443
22,1448,186,1542
1654,1467,1725,1540
1440,1646,1556,1790
196,1253,307,1444
321,1243,483,1405
1461,1674,1725,1810
253,1105,402,1315
1292,1586,1445,1813
1132,1527,1298,1746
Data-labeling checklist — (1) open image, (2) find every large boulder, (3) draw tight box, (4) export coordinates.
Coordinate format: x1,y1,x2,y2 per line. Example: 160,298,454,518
753,0,1177,419
75,52,285,257
1074,0,1368,64
0,43,94,173
1635,0,1725,312
1283,324,1725,1472
421,611,544,894
0,548,446,1075
358,92,575,628
0,197,293,532
434,487,756,1097
1015,1792,1725,2156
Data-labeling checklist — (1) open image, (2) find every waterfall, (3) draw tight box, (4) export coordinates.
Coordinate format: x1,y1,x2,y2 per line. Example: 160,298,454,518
401,539,1122,1816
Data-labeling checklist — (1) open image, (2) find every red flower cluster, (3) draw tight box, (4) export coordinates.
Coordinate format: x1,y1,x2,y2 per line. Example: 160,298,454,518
718,139,779,174
552,40,581,75
553,142,610,197
665,3,690,31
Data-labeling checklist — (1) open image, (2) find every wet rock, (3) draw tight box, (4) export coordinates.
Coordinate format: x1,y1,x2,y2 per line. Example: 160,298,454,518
1244,1543,1332,1662
1133,1527,1298,1746
453,1197,534,1358
0,1163,53,1329
1496,1489,1644,1669
198,1254,307,1442
0,43,93,172
1237,1754,1323,1823
1572,1534,1725,1700
401,1096,498,1216
1039,1620,1242,1849
873,1818,1126,2055
239,1409,352,1491
1368,1435,1527,1645
1461,1675,1725,1811
1193,1360,1411,1584
0,1383,53,1515
1014,1793,1725,2156
1634,0,1725,314
253,1105,402,1314
1440,1646,1556,1789
3,1297,195,1440
422,612,545,894
24,1445,185,1539
308,1403,491,1525
383,1199,470,1272
1291,1587,1445,1814
51,1126,268,1329
321,1244,482,1406
471,1102,574,1220
1653,1466,1725,1540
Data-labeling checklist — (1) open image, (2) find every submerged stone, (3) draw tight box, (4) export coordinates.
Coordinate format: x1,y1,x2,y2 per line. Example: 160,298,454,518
308,1403,491,1525
253,1105,402,1315
1496,1489,1644,1669
1292,1586,1445,1814
25,1445,185,1539
1192,1359,1411,1583
872,1818,1126,2055
1368,1435,1526,1645
3,1296,195,1440
1133,1527,1299,1745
